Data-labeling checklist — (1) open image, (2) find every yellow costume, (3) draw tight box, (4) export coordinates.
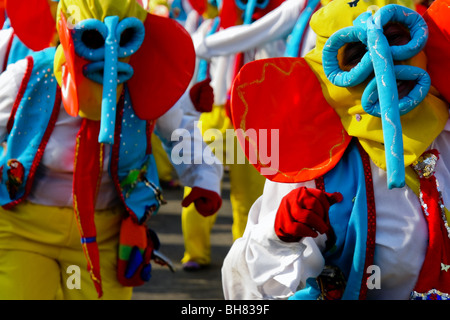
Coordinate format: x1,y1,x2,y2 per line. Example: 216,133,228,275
0,203,132,300
182,104,265,267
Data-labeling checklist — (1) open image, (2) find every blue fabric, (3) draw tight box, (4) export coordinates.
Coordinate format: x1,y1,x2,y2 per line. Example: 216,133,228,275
0,48,58,204
290,141,369,300
284,0,321,58
140,263,152,281
170,0,188,22
289,277,321,300
323,141,368,300
114,86,163,222
6,37,33,66
197,17,220,82
125,246,144,279
81,237,97,244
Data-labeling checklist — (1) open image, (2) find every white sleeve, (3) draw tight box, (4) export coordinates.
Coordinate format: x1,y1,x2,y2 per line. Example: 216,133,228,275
0,28,14,73
195,0,306,60
222,179,327,300
155,91,223,195
183,9,201,35
0,57,28,142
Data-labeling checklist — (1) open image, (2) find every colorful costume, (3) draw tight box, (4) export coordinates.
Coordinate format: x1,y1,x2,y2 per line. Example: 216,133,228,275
222,0,450,299
0,0,222,299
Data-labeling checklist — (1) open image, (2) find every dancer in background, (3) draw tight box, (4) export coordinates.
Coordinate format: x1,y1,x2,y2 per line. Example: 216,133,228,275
181,0,321,271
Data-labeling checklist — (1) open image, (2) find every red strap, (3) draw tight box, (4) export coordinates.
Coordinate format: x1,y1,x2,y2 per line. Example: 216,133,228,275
73,119,104,298
356,142,376,300
412,150,450,296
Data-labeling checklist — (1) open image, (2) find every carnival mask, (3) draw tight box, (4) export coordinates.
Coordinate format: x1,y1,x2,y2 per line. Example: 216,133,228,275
52,0,195,144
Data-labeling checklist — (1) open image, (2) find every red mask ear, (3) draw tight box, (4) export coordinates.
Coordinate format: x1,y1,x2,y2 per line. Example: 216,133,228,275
423,0,450,104
187,0,207,15
127,14,195,120
58,12,79,117
231,57,351,183
6,0,56,51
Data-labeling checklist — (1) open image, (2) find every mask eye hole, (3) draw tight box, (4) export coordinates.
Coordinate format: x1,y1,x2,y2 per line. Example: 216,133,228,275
119,28,136,47
340,42,367,71
383,22,411,47
236,0,248,10
256,0,269,8
116,17,145,58
81,29,105,50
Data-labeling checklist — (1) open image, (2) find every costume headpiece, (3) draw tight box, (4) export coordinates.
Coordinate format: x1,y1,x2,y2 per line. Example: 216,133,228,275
53,0,195,145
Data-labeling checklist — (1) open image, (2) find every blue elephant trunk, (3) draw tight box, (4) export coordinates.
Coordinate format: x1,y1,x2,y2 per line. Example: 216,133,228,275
367,21,405,189
99,16,120,145
243,0,257,25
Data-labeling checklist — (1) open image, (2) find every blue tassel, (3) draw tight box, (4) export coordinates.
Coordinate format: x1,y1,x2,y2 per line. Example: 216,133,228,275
125,246,144,279
141,264,152,282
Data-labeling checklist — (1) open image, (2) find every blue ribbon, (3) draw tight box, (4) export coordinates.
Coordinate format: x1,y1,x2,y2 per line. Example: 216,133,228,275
284,0,321,58
197,17,221,82
81,236,97,244
71,16,145,145
235,0,270,25
322,5,429,189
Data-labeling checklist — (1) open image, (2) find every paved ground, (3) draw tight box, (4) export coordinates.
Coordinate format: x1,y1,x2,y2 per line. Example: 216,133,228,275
131,174,234,300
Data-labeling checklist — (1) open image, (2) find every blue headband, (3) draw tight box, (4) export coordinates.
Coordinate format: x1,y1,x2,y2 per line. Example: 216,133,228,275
284,0,320,57
322,4,429,189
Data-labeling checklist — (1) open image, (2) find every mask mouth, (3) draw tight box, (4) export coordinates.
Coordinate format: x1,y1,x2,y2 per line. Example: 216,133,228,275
83,61,134,85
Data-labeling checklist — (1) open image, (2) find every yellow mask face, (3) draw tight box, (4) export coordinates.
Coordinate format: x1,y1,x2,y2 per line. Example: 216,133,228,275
304,0,449,171
53,0,147,121
53,0,150,145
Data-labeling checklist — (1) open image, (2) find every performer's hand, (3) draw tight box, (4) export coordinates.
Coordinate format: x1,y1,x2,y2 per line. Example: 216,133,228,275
189,78,214,113
182,187,222,217
274,187,343,242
